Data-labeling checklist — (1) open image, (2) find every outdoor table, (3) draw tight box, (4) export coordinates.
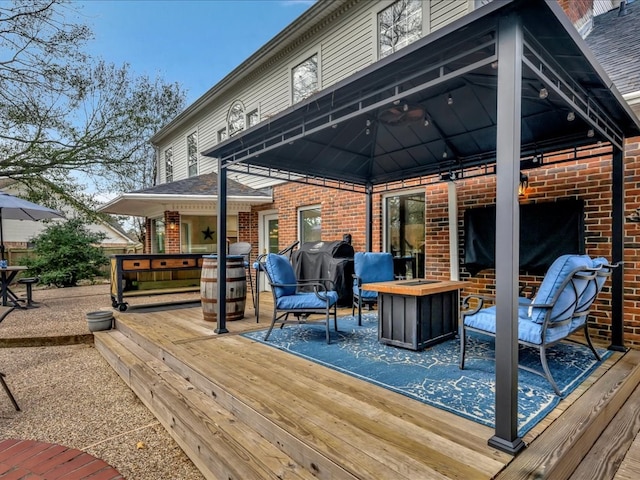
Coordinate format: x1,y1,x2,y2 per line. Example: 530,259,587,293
0,266,27,307
362,279,466,351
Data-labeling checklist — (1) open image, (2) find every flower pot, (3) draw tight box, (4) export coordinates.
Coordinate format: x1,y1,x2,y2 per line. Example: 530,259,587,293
86,311,114,332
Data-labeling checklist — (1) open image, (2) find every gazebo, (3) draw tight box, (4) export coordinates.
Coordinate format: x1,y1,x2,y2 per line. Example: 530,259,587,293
204,0,640,453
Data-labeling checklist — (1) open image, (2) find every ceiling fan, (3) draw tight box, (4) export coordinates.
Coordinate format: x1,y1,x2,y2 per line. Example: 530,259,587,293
378,103,425,126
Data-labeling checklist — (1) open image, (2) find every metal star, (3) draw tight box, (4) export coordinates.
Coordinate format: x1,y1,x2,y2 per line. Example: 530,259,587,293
202,226,214,240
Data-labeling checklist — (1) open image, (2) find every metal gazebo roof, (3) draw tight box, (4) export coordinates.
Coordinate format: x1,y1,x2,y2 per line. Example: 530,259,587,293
204,0,640,189
203,0,640,455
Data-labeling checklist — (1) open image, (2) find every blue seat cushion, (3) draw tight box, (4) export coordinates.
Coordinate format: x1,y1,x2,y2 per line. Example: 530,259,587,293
354,289,378,300
265,254,297,297
464,305,571,345
353,252,395,296
528,254,591,324
277,291,338,310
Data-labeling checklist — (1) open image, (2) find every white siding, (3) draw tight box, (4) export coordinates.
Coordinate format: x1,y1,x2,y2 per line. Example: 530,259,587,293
430,0,472,31
155,0,480,186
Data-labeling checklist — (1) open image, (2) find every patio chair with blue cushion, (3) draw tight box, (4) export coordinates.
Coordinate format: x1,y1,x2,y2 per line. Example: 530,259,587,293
352,252,395,326
261,253,339,344
459,254,601,396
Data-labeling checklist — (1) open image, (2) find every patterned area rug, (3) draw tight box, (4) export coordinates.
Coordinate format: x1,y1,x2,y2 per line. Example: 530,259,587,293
243,313,610,436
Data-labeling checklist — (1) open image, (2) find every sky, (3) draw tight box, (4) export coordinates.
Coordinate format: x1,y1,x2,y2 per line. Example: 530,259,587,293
76,0,316,105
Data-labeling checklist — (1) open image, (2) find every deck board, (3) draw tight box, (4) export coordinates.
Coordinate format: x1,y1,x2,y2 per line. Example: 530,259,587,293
105,296,640,480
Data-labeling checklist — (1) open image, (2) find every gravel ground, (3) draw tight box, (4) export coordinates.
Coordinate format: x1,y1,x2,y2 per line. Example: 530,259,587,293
0,282,205,480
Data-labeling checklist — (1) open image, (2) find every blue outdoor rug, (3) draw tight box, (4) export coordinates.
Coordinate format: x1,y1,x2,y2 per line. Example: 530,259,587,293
242,313,611,436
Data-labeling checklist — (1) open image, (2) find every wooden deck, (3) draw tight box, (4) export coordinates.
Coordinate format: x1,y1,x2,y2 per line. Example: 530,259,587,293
94,294,640,479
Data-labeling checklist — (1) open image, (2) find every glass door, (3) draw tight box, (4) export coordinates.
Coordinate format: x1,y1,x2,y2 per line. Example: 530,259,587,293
384,192,425,278
259,212,279,291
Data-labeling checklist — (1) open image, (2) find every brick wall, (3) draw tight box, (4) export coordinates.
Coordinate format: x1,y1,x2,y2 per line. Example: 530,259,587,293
165,211,180,253
252,137,640,347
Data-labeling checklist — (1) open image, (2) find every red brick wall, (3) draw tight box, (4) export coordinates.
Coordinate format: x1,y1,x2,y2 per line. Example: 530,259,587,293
165,211,180,253
250,137,640,348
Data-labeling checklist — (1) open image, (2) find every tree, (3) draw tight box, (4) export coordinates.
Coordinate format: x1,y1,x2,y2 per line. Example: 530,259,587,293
0,0,186,222
24,218,109,287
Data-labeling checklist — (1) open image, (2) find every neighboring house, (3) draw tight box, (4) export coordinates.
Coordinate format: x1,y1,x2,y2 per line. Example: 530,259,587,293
1,181,136,258
100,0,640,347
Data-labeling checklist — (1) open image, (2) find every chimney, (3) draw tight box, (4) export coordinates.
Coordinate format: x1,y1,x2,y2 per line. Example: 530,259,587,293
619,0,630,16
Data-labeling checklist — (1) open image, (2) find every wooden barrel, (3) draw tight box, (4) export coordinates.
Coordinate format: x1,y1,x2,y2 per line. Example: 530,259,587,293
200,255,247,321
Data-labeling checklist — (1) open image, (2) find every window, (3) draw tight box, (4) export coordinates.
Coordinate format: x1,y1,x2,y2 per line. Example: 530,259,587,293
187,131,198,177
378,0,422,59
151,218,165,254
247,109,259,127
292,54,318,104
299,206,321,244
218,127,227,143
384,192,425,278
164,147,173,182
228,101,245,137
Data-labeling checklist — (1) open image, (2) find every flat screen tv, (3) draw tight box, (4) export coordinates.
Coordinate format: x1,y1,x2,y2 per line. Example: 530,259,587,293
464,199,585,276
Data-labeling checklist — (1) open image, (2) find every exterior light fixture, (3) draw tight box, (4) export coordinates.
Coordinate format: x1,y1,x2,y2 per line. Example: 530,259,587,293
447,94,453,105
442,151,448,159
403,103,409,112
539,87,549,99
587,128,595,138
424,115,431,126
519,172,529,196
567,111,575,121
491,61,498,69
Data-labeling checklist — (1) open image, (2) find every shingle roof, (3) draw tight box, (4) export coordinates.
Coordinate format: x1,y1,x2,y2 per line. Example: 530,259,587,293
585,2,640,95
132,172,270,197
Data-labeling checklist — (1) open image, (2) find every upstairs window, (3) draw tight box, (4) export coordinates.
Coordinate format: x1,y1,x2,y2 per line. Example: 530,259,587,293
247,109,259,128
164,147,173,183
378,0,422,59
187,131,198,177
228,101,245,137
292,54,318,104
218,127,227,142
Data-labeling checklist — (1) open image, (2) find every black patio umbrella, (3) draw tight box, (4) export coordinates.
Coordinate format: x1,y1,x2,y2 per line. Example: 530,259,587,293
0,191,65,261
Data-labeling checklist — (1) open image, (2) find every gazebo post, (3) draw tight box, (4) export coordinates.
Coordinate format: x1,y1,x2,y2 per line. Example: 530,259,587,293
610,146,625,351
216,157,229,334
365,183,373,252
491,11,525,455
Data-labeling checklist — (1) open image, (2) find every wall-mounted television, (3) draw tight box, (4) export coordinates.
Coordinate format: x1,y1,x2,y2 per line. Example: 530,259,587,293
464,199,585,276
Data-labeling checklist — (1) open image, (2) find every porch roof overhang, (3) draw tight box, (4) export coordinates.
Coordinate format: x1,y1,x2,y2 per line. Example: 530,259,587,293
98,193,273,218
203,0,640,187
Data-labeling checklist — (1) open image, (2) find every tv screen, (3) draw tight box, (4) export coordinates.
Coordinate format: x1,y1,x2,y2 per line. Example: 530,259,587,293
464,199,585,276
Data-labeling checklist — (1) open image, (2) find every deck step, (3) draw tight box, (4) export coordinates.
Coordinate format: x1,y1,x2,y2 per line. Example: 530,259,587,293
99,310,509,480
497,349,640,480
569,383,640,480
94,330,317,480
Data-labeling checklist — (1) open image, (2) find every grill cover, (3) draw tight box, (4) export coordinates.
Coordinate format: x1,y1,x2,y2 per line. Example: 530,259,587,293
292,240,354,306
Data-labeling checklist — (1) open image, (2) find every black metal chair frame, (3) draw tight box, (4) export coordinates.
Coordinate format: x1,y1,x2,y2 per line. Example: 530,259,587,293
0,306,20,410
258,254,338,344
254,241,300,322
460,266,601,396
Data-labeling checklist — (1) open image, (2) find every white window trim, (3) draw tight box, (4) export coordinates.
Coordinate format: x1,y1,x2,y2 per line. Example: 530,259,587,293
163,145,174,183
375,0,429,61
288,49,322,106
216,124,228,144
298,204,322,244
246,102,261,128
186,129,199,177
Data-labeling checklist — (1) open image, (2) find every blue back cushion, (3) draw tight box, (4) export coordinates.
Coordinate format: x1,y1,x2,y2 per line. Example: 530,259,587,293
529,254,591,323
354,252,395,284
265,254,297,297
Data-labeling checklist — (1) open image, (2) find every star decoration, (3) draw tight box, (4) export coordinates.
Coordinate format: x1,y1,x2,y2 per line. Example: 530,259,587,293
202,226,214,240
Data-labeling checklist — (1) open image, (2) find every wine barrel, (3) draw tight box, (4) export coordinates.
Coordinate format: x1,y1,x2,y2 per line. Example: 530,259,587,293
200,255,247,321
